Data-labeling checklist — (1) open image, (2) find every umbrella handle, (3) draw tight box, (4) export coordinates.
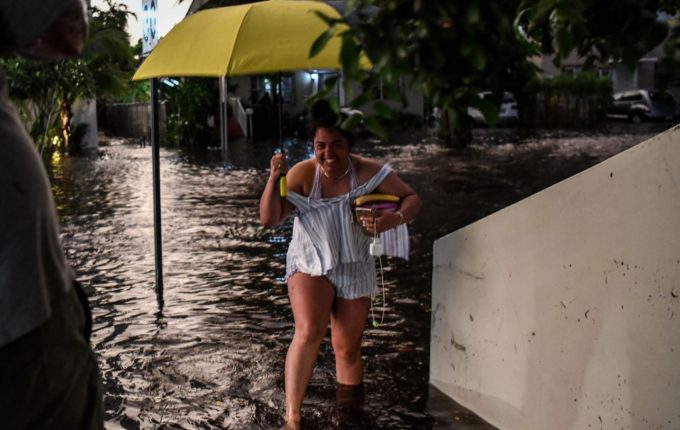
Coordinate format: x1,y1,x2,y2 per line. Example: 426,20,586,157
279,175,288,197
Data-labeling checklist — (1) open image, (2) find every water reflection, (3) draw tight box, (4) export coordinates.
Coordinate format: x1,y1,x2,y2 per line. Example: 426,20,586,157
51,124,669,429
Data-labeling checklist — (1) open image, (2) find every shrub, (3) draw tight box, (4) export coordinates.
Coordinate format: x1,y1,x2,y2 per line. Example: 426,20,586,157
525,72,613,128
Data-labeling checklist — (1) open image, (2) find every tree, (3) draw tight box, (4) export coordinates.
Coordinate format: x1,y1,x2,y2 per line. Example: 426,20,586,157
165,77,218,147
1,0,136,154
317,0,679,145
0,58,92,153
87,0,140,102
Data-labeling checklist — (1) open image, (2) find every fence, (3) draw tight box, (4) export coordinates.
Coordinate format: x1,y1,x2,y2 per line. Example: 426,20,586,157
527,93,609,128
103,102,167,144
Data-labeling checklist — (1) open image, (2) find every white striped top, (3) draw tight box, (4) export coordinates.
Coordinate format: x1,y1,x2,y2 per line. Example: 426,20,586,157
285,161,410,280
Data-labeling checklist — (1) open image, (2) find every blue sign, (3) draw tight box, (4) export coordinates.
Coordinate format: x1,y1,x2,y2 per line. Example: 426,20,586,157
142,0,158,56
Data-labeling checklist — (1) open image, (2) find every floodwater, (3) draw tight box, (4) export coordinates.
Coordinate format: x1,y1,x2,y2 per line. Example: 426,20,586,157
49,122,672,429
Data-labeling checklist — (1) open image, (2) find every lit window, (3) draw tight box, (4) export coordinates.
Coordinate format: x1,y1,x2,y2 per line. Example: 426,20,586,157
562,66,581,75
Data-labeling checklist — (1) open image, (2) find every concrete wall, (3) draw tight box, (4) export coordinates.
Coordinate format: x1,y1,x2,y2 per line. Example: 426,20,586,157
637,61,657,90
612,64,637,92
431,126,680,429
72,98,98,151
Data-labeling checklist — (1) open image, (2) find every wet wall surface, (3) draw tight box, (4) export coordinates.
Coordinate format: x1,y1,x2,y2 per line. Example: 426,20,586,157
49,123,672,429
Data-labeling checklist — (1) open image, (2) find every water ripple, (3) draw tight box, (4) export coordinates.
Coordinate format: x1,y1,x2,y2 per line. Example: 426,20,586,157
50,127,664,429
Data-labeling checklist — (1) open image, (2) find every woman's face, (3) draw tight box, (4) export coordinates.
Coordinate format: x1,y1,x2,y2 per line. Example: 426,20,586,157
314,127,350,174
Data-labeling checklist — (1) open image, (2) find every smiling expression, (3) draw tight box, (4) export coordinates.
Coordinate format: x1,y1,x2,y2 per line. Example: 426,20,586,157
314,127,350,174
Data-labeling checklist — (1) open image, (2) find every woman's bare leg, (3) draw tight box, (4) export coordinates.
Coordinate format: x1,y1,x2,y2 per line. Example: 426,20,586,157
330,297,371,385
284,274,335,427
332,298,370,424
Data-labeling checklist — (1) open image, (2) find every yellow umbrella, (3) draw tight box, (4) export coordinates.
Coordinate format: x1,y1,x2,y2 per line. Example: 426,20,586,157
134,2,372,295
132,0,371,80
133,0,371,198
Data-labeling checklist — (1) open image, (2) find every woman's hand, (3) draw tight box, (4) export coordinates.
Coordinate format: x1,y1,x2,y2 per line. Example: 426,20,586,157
270,152,288,180
261,152,294,227
359,211,402,235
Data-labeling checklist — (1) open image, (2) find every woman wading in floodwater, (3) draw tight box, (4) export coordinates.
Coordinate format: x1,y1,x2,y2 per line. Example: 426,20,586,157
259,99,422,428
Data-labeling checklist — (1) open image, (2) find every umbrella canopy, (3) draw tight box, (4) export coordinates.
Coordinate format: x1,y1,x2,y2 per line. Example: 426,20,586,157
132,0,371,80
133,1,374,303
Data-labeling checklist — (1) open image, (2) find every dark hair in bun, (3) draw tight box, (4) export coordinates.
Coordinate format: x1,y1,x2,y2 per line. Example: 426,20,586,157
307,99,354,146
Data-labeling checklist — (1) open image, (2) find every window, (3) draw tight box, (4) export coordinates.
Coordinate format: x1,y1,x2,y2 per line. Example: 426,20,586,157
622,92,643,102
250,74,296,106
597,68,611,78
562,66,581,75
649,90,676,104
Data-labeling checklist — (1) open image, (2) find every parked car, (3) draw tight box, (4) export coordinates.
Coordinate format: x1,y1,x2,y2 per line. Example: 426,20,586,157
607,89,679,123
467,91,519,126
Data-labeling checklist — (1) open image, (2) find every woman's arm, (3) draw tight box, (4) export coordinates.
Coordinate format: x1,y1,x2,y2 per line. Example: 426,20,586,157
355,157,422,234
259,152,295,227
374,171,422,232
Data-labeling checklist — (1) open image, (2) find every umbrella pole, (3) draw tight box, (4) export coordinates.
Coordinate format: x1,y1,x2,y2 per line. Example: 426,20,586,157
150,77,164,312
278,72,283,150
219,76,229,156
278,73,287,196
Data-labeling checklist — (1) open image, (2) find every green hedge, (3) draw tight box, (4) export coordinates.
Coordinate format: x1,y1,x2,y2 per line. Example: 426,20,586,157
525,72,613,128
533,72,612,97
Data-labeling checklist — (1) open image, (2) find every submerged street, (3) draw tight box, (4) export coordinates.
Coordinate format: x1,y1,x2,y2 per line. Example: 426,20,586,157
49,123,673,429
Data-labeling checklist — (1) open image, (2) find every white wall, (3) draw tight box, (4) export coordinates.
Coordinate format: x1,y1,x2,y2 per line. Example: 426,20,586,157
431,125,680,429
612,64,638,92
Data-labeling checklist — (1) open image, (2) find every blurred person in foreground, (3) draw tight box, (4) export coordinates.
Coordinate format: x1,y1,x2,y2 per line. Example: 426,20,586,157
260,99,422,428
0,0,104,428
